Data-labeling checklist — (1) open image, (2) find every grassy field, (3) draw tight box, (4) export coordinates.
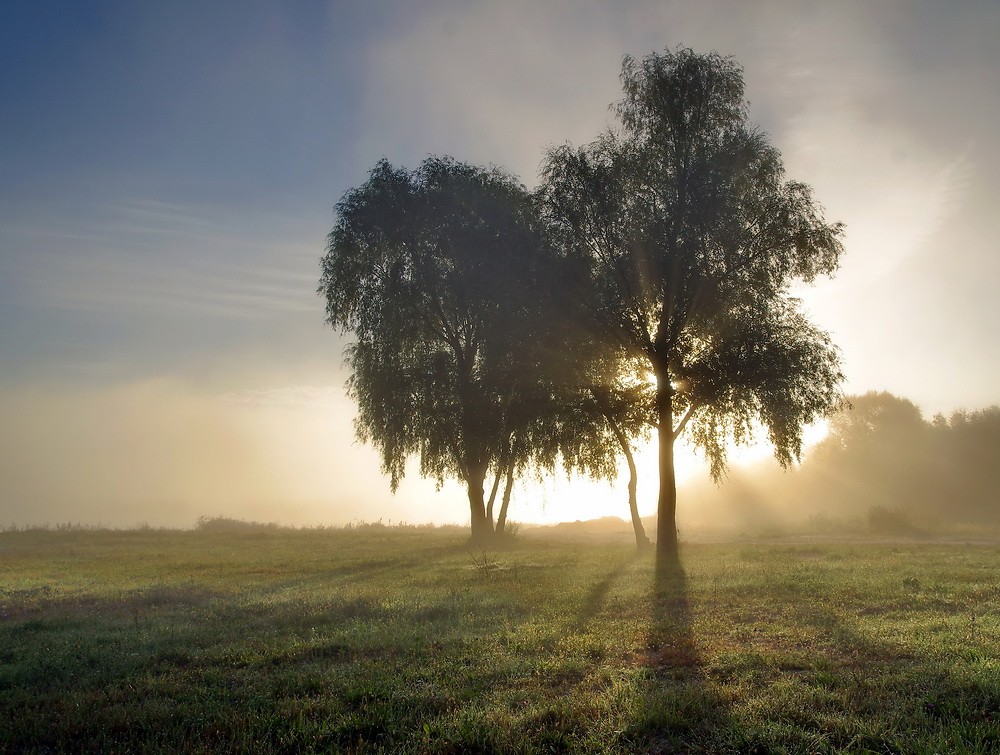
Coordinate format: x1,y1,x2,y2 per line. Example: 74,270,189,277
1,524,998,753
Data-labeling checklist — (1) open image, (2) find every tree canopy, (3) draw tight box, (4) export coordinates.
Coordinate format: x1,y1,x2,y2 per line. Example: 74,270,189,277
320,156,567,542
541,47,845,558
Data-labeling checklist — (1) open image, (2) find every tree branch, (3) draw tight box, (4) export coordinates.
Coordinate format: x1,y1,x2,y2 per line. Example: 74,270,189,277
672,401,699,440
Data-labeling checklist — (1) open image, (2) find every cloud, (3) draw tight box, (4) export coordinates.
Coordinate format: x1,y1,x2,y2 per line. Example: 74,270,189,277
7,199,320,320
360,2,982,257
359,1,631,181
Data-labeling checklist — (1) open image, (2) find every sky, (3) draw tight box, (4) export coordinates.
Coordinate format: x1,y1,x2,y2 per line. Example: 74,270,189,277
2,0,998,529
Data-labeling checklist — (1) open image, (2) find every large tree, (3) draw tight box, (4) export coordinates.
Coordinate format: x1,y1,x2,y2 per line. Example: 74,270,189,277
320,157,562,543
541,48,845,560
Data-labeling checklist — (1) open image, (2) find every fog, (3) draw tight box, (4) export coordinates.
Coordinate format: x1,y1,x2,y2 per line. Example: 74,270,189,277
2,384,995,534
0,373,719,531
678,393,1000,536
0,380,471,528
3,4,999,531
0,380,694,530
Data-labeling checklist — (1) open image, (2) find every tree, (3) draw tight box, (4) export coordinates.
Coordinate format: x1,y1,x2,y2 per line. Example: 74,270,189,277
820,391,925,455
541,47,845,560
810,394,1000,525
588,377,654,549
940,406,1000,523
320,157,562,543
809,391,932,520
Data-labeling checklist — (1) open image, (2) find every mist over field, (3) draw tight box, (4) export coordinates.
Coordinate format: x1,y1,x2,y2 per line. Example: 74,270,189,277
0,380,479,528
683,395,1000,535
2,379,996,536
0,378,685,529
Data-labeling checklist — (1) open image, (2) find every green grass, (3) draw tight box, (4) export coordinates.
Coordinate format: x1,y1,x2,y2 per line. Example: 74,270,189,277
1,526,998,752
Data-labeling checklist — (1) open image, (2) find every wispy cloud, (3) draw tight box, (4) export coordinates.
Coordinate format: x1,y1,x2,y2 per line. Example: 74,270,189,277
222,384,345,408
8,198,321,319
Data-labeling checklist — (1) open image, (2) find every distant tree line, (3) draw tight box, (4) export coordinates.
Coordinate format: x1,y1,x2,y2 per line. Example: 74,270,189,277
686,391,1000,531
810,392,1000,527
319,47,845,559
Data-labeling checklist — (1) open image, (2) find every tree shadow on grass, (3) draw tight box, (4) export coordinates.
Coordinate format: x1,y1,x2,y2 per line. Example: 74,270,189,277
573,549,641,632
622,553,734,753
778,600,1000,752
625,548,1000,753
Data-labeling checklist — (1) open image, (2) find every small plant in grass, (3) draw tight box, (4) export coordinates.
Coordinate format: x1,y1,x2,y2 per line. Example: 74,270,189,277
469,548,500,578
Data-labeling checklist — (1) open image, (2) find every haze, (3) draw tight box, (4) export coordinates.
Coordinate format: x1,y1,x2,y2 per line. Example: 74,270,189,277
2,1,998,529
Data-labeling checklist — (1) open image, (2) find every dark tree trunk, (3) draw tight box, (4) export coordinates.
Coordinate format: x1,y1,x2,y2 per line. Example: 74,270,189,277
655,368,679,562
624,445,651,550
467,467,493,544
606,414,651,550
495,461,515,535
485,467,502,532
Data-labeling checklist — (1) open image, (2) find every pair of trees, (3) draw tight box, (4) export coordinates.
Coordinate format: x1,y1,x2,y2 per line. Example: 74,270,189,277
320,48,845,560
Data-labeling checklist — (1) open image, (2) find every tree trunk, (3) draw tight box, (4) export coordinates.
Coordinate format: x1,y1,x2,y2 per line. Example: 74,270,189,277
495,461,515,535
624,446,651,550
467,467,493,544
606,414,651,550
485,466,502,532
655,368,679,562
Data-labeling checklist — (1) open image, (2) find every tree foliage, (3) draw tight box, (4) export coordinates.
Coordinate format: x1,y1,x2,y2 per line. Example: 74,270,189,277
541,47,845,557
810,393,1000,526
320,157,565,541
322,48,848,552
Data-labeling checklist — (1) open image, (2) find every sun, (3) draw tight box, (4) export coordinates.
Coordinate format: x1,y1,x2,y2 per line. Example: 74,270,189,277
514,438,704,525
510,419,830,526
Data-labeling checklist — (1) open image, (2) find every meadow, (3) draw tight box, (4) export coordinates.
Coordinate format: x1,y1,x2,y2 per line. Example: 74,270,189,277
1,523,998,753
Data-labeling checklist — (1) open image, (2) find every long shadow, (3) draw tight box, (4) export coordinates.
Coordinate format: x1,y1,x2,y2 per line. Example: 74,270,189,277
253,542,465,597
622,552,734,752
647,556,698,669
785,599,1000,752
573,550,640,631
629,551,1000,752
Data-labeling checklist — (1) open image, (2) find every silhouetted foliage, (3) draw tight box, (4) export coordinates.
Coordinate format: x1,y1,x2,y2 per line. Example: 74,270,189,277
320,157,567,543
937,406,1000,523
541,47,845,558
815,393,1000,526
808,392,930,515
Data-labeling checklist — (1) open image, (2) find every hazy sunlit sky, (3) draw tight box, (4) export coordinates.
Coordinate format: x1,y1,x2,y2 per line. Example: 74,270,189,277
2,1,998,528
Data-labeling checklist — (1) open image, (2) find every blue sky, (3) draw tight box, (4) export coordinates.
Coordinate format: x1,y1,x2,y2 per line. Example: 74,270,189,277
2,1,999,527
1,1,372,384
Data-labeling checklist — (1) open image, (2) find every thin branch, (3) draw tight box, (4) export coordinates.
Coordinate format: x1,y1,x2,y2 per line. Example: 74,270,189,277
672,401,699,440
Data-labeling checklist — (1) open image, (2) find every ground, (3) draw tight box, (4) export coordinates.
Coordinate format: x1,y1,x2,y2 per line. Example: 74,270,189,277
1,524,998,752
